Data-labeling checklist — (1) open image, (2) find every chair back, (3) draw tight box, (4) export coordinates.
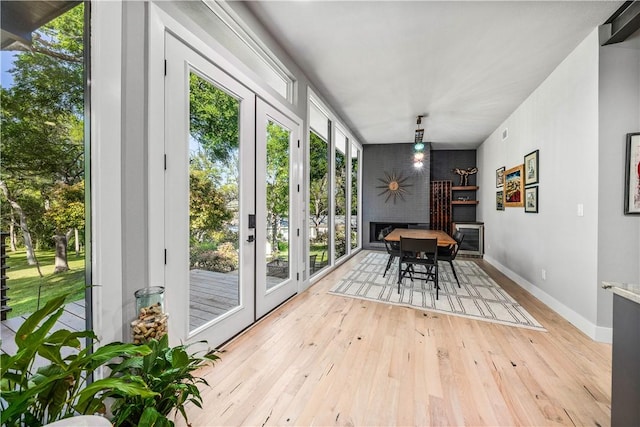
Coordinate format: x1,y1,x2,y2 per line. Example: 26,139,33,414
400,237,438,262
450,231,465,259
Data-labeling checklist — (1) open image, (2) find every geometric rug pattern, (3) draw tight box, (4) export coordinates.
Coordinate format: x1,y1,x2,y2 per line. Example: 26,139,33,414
329,252,545,331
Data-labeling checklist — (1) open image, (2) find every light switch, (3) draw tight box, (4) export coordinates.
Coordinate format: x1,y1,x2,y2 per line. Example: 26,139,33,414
577,204,584,217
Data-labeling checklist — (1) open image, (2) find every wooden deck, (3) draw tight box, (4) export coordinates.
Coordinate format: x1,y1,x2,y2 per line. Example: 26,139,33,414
1,299,87,363
190,269,240,330
190,268,285,330
1,269,284,350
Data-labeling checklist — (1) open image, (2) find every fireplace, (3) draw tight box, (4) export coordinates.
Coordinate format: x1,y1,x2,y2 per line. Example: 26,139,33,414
369,222,430,244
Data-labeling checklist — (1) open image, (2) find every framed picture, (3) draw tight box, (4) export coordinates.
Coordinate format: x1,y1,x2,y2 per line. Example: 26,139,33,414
524,150,539,186
504,164,524,207
496,190,504,210
624,133,640,214
496,166,505,187
524,186,538,213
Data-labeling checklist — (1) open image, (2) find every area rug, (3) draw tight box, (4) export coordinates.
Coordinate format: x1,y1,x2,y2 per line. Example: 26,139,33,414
329,252,545,331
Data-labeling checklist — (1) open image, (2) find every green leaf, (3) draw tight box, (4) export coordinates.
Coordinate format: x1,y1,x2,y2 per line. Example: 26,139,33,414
108,356,144,374
77,377,157,410
37,343,65,366
74,395,107,415
14,295,67,348
73,342,151,372
170,348,189,369
46,378,72,421
138,406,162,427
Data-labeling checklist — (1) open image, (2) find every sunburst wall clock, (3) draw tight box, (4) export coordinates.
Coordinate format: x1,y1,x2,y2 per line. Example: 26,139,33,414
376,171,412,204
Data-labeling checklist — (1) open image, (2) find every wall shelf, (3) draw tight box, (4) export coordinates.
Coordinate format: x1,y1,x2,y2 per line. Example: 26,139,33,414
452,185,479,205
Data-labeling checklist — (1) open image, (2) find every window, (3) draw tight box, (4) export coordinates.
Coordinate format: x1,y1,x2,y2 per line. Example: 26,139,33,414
0,3,89,325
334,129,348,259
201,0,295,101
309,130,330,275
350,143,361,250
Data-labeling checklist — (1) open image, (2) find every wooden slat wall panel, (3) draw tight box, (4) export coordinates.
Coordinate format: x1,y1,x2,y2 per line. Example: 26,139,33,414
430,180,452,235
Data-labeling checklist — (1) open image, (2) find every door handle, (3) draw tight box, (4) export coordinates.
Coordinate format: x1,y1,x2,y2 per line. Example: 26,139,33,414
246,235,255,243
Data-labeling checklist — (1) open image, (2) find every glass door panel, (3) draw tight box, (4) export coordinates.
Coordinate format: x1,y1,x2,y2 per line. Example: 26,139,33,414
188,72,241,331
309,131,329,275
256,99,300,318
351,144,360,250
334,130,347,260
265,120,291,288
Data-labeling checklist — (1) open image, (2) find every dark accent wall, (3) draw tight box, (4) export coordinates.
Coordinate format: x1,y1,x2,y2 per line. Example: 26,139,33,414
362,144,430,248
431,150,478,223
362,147,478,248
430,149,477,183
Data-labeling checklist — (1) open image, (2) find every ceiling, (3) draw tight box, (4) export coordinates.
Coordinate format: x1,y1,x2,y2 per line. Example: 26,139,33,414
245,1,624,148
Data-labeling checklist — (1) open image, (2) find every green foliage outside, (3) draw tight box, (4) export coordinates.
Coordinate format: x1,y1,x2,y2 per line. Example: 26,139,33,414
188,74,240,273
335,145,347,259
5,250,84,318
1,4,87,313
266,121,290,259
309,132,329,244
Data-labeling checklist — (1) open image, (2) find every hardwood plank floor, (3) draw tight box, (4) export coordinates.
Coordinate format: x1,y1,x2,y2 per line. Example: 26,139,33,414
178,250,612,426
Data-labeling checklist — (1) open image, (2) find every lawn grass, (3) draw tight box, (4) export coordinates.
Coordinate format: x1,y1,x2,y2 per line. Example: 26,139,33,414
5,249,85,319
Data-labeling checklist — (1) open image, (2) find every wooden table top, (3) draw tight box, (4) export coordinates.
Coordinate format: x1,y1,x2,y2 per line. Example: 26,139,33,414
384,228,456,246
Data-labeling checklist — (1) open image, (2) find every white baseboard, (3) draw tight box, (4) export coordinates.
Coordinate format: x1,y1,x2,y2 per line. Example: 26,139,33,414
484,255,612,344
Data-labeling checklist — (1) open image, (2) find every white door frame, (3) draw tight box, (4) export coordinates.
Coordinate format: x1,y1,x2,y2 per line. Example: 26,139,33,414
164,33,256,346
255,98,302,318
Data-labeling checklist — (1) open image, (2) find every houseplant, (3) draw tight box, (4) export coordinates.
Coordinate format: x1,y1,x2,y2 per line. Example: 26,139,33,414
0,295,157,426
107,334,219,427
0,294,219,427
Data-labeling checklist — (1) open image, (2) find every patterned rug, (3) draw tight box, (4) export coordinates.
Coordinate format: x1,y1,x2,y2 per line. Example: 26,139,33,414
329,252,545,331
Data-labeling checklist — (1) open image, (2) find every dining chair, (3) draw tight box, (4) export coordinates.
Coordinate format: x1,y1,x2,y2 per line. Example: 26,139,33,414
380,226,400,278
398,237,439,299
437,231,464,287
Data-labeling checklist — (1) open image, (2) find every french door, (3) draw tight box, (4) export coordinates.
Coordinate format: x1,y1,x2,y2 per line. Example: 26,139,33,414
163,34,300,347
256,99,300,318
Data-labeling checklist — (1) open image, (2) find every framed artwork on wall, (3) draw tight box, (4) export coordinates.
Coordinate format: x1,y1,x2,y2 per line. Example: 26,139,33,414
496,166,505,187
496,190,504,210
524,186,538,213
624,133,640,214
504,164,524,207
524,149,539,186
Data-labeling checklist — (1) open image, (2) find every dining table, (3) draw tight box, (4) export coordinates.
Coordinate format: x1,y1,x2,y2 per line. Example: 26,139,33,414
383,228,456,247
384,228,457,288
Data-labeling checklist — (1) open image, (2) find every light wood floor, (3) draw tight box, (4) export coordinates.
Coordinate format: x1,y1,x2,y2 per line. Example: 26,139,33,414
179,250,612,427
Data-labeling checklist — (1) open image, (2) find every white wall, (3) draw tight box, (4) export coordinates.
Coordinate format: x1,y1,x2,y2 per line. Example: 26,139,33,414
478,29,602,338
597,42,640,330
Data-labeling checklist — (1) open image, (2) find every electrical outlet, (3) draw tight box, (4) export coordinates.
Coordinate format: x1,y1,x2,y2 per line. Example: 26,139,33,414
577,204,584,217
541,269,546,280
